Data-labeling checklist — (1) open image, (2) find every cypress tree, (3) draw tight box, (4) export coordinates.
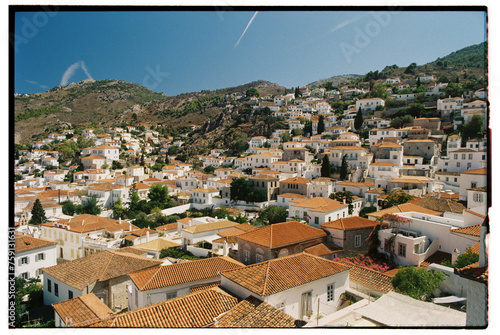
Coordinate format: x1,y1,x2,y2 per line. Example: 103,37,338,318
354,107,364,131
321,154,330,177
340,155,349,180
29,199,47,225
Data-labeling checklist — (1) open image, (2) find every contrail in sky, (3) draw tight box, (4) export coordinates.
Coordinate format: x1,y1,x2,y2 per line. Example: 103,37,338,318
61,61,93,86
330,13,370,33
234,11,258,49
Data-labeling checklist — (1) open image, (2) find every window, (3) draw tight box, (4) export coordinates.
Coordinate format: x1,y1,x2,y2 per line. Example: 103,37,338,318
276,302,285,312
54,283,59,297
471,182,477,188
21,272,29,280
47,279,52,293
19,257,28,265
68,290,73,299
166,292,176,300
469,154,473,160
398,243,406,258
354,235,362,248
314,217,319,225
256,254,264,263
244,250,250,264
456,162,460,167
36,253,44,261
327,283,335,302
474,193,483,202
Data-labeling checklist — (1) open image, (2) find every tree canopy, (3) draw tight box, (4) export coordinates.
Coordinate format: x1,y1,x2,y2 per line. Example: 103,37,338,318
392,266,445,301
257,205,288,225
29,199,47,225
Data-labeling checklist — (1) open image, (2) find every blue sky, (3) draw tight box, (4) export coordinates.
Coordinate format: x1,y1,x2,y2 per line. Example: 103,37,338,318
13,10,486,96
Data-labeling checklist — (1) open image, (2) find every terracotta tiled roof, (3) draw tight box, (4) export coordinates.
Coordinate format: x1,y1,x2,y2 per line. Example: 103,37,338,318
304,243,340,257
52,293,113,327
190,282,221,293
451,224,481,237
212,236,239,244
84,287,239,328
217,224,258,238
42,250,162,290
129,228,157,237
40,214,137,233
237,221,326,248
213,296,298,328
182,220,239,234
412,197,466,214
368,203,442,219
322,217,380,230
365,187,386,194
336,181,375,187
339,261,394,294
115,247,148,256
129,256,245,291
156,223,178,231
290,197,347,213
280,177,310,184
455,263,487,283
467,186,487,192
88,183,124,191
221,253,351,296
461,168,487,175
277,193,307,199
370,162,397,166
15,233,57,253
133,238,180,251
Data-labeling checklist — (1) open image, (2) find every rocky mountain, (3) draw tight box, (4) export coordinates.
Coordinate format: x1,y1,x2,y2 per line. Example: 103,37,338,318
14,79,286,144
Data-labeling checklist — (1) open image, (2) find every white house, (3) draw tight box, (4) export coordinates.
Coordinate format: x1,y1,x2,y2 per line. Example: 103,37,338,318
288,197,350,227
355,98,385,112
220,252,351,323
82,145,119,161
459,168,487,202
15,232,57,281
127,256,245,310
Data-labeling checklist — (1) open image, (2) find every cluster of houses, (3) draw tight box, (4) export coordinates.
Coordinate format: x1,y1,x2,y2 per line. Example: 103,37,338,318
13,75,488,328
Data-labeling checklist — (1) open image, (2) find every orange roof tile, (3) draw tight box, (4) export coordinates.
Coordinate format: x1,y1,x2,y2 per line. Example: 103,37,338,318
322,217,380,230
338,261,394,294
52,293,113,327
290,196,348,213
213,296,298,328
42,250,162,290
221,253,351,296
129,256,244,291
452,224,481,237
85,287,238,328
461,168,487,175
368,203,442,219
237,221,326,248
304,243,341,256
280,177,310,184
15,233,57,253
40,214,136,234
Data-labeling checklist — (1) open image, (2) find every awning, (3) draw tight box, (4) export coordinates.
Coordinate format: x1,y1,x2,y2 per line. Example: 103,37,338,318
432,296,466,304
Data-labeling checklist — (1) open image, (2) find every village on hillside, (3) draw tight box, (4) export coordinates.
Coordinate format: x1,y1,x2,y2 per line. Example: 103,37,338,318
12,69,489,328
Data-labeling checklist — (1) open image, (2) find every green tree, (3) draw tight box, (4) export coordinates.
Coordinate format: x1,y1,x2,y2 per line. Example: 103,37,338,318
453,248,480,269
462,115,484,140
246,87,260,97
61,201,76,216
112,196,126,219
354,107,364,131
330,191,354,215
82,195,102,215
230,178,252,202
280,132,292,143
29,199,47,225
148,184,170,209
384,190,413,208
294,86,302,98
204,165,216,174
317,115,325,134
128,183,140,212
339,155,349,180
257,205,288,225
404,62,417,75
321,154,330,177
370,83,389,100
392,267,446,301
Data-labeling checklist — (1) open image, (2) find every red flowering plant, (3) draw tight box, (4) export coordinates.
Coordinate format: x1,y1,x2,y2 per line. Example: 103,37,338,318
333,254,394,273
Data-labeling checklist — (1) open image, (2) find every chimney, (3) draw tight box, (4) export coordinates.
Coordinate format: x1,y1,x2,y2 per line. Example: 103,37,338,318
189,219,192,227
223,240,228,257
146,230,150,243
118,217,121,225
129,221,132,232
